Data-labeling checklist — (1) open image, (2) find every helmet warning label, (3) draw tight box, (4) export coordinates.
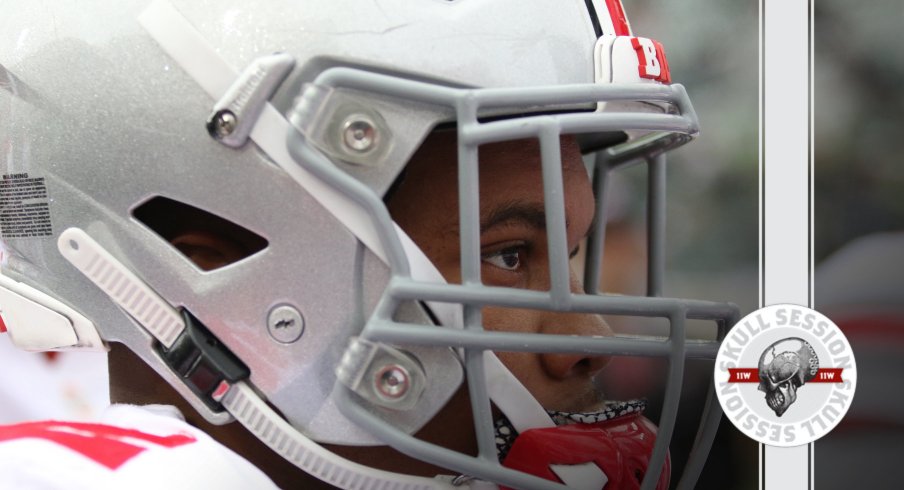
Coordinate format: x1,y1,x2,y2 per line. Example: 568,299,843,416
714,304,857,447
0,173,53,238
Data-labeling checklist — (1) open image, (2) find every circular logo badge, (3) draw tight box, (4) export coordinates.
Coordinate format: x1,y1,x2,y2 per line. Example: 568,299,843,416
714,304,857,447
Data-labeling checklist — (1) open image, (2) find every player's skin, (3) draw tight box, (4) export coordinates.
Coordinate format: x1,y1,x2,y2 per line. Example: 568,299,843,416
108,131,613,488
387,131,613,411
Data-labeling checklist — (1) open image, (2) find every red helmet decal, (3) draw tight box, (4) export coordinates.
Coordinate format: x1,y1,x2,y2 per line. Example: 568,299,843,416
631,38,672,84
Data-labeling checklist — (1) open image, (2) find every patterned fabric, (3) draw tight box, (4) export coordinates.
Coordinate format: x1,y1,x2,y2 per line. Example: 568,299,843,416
494,399,647,461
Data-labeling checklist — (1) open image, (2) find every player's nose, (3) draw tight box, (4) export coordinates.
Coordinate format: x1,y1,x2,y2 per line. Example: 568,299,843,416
538,310,613,380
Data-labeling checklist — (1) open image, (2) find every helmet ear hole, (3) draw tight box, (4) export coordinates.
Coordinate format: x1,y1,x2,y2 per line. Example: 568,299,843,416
133,196,268,270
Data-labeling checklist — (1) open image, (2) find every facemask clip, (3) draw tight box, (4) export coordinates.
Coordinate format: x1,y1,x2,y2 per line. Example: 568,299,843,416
206,52,295,148
336,337,427,411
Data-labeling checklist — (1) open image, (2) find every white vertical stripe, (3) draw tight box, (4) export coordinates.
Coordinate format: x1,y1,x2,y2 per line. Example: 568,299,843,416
591,0,617,36
761,0,812,489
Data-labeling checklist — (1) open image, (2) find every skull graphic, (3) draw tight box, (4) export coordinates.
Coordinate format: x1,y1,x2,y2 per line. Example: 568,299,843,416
758,338,819,417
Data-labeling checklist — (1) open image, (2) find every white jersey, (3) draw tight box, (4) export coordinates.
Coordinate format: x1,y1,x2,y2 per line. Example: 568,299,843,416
0,334,109,423
0,404,279,489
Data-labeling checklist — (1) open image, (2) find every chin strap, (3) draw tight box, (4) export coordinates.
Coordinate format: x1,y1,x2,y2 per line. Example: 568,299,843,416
220,381,453,490
58,225,456,489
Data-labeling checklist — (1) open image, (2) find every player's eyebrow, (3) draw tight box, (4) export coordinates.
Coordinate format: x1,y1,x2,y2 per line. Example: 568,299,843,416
480,201,562,234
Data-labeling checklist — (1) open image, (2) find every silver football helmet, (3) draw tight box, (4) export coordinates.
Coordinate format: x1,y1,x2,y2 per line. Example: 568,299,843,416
0,0,737,488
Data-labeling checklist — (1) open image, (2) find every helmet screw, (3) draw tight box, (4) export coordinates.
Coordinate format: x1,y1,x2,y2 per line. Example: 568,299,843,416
267,304,305,344
207,110,238,139
374,364,410,399
342,117,376,152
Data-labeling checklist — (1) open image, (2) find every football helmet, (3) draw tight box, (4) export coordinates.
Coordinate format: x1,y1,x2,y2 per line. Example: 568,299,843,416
0,0,738,488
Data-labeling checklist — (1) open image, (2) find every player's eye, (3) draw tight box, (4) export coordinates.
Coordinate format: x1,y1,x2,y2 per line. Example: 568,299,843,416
481,247,523,272
569,244,580,259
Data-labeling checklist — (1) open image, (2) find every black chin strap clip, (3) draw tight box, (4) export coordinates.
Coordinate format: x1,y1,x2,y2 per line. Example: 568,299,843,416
156,309,250,412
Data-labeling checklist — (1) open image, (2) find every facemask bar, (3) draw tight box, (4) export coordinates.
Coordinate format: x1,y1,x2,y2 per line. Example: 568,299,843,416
584,149,672,298
286,67,738,489
582,147,730,488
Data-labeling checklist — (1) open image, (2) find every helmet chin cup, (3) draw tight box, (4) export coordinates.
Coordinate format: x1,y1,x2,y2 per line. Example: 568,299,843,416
501,414,670,490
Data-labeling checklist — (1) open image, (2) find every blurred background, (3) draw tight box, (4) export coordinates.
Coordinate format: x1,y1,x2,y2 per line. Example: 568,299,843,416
610,1,759,489
621,0,904,489
812,1,904,489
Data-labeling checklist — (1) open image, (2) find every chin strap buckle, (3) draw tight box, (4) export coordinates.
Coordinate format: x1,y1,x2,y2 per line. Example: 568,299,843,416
57,226,249,413
156,309,250,413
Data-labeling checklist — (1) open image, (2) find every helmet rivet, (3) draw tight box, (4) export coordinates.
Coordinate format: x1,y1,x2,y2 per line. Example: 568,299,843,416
342,117,376,152
267,304,305,344
374,364,410,399
208,110,238,139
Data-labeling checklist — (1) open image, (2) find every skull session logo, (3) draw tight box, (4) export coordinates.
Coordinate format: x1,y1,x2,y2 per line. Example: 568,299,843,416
714,304,857,447
757,338,821,417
